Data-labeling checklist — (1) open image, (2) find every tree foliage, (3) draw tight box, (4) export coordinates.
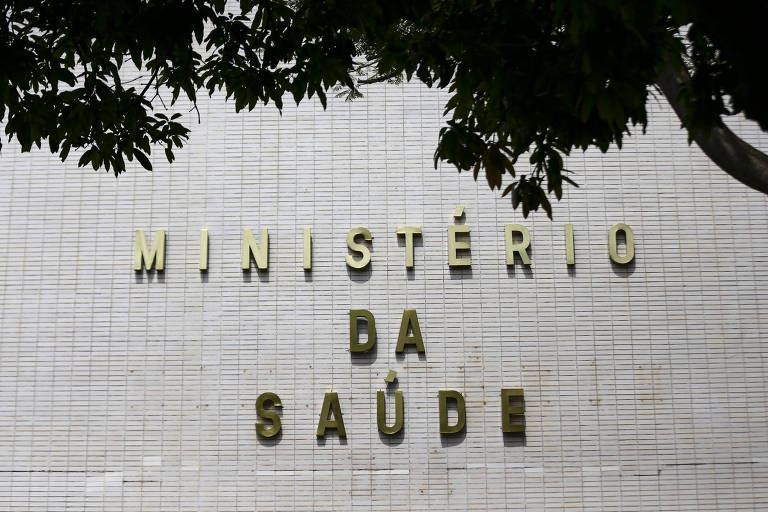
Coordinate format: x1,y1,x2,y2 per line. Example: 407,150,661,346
1,1,766,216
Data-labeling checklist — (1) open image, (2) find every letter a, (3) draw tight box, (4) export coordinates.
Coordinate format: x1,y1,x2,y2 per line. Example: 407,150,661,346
317,392,347,438
396,309,425,354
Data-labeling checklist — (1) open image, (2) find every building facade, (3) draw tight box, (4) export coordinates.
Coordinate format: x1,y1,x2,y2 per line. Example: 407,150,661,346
1,82,768,510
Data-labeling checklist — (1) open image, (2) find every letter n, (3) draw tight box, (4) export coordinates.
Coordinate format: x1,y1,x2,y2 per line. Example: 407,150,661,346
242,228,269,270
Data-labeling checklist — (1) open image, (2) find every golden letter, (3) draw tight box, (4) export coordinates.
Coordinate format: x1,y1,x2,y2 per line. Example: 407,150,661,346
377,390,404,435
134,229,165,271
349,309,376,353
255,392,282,438
346,227,372,269
448,225,471,267
396,226,422,268
317,392,346,438
199,229,208,271
303,228,312,270
504,224,531,266
396,309,425,354
565,224,575,266
500,388,525,433
608,223,634,264
242,228,269,270
439,390,466,434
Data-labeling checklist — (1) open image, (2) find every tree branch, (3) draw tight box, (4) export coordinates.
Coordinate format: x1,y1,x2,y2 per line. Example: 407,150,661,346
139,67,159,98
656,54,768,195
358,70,401,85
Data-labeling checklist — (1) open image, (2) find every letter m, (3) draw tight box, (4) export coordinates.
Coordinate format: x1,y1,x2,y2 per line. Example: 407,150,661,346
134,230,166,271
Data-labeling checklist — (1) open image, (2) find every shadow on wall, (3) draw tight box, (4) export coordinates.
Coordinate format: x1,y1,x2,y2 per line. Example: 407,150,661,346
316,434,348,447
503,433,526,448
351,345,377,366
134,270,164,284
449,267,473,280
611,258,636,277
257,430,283,446
379,428,405,447
243,267,270,283
347,264,373,283
440,428,467,447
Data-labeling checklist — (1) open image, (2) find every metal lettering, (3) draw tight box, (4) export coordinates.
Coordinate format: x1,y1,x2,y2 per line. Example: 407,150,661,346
134,229,165,271
346,227,372,269
242,228,269,270
608,223,635,264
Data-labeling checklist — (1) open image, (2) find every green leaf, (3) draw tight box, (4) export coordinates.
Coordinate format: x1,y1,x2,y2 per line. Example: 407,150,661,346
539,191,553,218
134,150,153,171
78,149,94,168
59,142,71,162
91,150,102,170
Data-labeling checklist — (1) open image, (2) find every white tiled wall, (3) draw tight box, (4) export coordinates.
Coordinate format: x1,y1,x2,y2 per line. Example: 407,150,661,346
1,81,767,511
